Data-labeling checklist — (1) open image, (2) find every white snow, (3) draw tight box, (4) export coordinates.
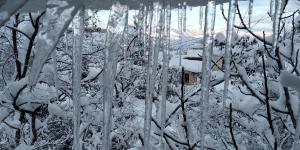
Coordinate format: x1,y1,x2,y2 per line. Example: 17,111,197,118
0,108,11,122
169,54,202,73
14,143,33,150
214,32,226,42
28,1,79,86
48,103,69,118
279,71,300,92
18,21,35,37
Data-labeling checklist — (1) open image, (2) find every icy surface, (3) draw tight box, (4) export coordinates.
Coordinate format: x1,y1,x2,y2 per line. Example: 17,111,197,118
28,0,79,86
144,3,163,149
199,1,216,149
0,0,28,26
222,0,237,108
159,4,171,148
279,71,300,92
102,3,128,150
72,7,84,150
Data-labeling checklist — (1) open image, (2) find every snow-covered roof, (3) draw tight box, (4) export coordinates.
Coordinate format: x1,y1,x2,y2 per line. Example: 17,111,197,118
169,50,203,73
169,54,203,73
169,49,225,73
186,50,202,57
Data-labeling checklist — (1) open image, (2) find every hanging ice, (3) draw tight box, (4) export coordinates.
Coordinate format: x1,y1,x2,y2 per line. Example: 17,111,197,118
122,9,129,63
199,6,204,31
270,0,275,21
178,3,183,67
144,2,162,150
144,5,153,149
160,3,171,149
272,0,282,52
222,0,237,109
137,3,144,42
72,6,84,150
248,0,253,28
199,1,216,149
142,4,149,55
183,2,187,32
102,2,128,150
28,0,80,86
51,49,59,97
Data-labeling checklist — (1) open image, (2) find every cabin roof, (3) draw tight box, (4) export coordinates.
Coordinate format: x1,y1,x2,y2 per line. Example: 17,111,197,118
169,55,203,73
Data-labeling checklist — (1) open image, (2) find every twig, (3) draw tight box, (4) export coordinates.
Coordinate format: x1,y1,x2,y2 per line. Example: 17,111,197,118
11,13,22,80
21,11,46,78
235,2,272,46
5,25,31,39
229,103,238,150
262,31,277,61
262,54,278,149
292,49,300,75
180,67,192,149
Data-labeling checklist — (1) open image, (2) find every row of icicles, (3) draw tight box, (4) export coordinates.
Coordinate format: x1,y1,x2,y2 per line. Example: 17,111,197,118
70,0,284,149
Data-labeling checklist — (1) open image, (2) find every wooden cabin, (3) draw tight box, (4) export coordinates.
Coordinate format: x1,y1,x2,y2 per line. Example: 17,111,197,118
180,56,223,85
182,70,199,85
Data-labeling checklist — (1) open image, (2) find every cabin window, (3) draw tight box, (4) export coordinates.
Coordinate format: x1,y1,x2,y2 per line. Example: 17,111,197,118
184,73,189,83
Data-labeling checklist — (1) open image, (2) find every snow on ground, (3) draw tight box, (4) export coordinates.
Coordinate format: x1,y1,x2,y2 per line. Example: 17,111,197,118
82,67,102,82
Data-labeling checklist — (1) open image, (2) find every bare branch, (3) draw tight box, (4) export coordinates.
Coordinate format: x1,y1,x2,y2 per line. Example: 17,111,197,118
180,67,192,149
235,2,272,46
229,103,239,150
21,11,46,78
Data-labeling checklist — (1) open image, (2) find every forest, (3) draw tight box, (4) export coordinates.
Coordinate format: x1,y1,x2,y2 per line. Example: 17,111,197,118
0,0,300,149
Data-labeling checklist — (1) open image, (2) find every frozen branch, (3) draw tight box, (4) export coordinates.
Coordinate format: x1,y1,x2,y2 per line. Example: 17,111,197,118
229,103,238,150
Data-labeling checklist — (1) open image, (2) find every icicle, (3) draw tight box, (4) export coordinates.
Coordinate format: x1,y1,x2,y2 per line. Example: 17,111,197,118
102,3,127,150
248,0,253,28
72,6,84,150
270,0,275,21
142,5,148,59
51,50,59,95
65,32,68,51
199,1,216,149
178,3,183,67
123,9,129,63
137,3,144,42
178,3,182,30
222,0,237,109
272,0,282,52
29,0,79,86
160,4,171,149
144,2,162,150
144,5,153,149
199,6,204,31
183,2,187,32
